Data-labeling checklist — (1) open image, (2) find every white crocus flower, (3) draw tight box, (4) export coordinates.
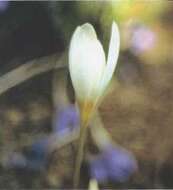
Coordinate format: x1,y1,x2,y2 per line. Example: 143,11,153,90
69,21,120,125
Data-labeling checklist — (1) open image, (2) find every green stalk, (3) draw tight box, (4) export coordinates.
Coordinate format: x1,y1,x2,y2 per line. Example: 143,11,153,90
73,122,88,188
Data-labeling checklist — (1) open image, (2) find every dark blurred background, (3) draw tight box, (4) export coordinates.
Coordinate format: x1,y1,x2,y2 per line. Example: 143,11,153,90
0,1,173,189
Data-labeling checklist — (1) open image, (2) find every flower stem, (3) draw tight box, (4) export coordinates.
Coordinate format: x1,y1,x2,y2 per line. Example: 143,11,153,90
73,122,88,188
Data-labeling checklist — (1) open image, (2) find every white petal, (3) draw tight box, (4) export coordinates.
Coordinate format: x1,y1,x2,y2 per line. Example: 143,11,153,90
100,21,120,94
89,179,99,190
69,23,106,102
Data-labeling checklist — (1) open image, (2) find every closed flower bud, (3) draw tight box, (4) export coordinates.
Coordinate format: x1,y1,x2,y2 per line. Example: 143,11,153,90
69,22,120,124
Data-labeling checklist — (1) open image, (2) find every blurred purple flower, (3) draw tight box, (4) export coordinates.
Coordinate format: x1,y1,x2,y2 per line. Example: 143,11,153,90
54,105,79,136
131,25,156,54
89,146,137,183
5,105,79,171
6,137,49,171
24,138,49,170
0,1,9,12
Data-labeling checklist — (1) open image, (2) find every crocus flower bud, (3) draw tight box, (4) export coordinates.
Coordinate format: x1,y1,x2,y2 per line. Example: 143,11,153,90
69,22,120,124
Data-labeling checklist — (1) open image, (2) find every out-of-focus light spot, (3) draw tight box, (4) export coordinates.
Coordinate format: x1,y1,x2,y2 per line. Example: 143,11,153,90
0,1,9,13
110,1,167,23
131,25,156,54
5,108,25,126
89,145,137,183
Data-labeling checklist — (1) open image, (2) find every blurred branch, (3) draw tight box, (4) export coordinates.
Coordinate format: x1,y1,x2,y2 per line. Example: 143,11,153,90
0,52,112,153
48,128,80,153
0,53,66,95
0,110,110,167
91,111,113,150
48,111,111,153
